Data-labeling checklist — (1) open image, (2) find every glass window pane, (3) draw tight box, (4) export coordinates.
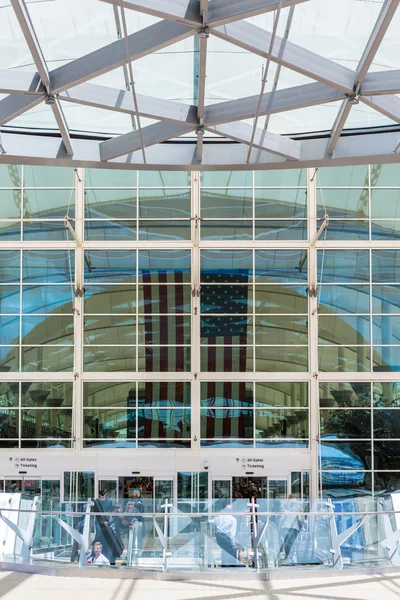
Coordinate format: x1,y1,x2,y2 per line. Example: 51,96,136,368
201,316,252,345
255,409,308,439
373,346,400,372
255,346,308,372
373,382,400,407
318,346,370,372
318,250,370,283
84,250,136,284
0,316,19,345
139,250,191,283
201,250,252,284
373,316,400,345
139,285,191,314
0,347,19,372
84,316,135,345
371,189,400,218
256,382,308,407
200,382,253,407
319,220,369,241
374,472,400,495
84,285,136,314
321,472,372,498
201,285,252,314
374,442,400,470
21,382,72,407
22,316,74,346
85,220,137,241
255,169,306,187
374,410,400,438
21,409,72,438
139,189,190,218
255,189,307,218
372,164,400,186
201,171,252,187
83,408,136,439
138,408,191,438
139,220,191,241
0,383,18,407
21,346,74,372
84,382,136,408
139,171,190,187
255,250,307,283
200,409,253,439
255,285,308,314
0,251,20,283
0,410,18,438
319,382,371,408
255,316,308,345
85,189,136,219
138,382,190,406
24,166,75,187
0,164,22,187
83,346,136,372
85,169,137,188
371,220,400,240
319,285,370,314
0,190,21,218
0,287,20,314
320,409,371,438
201,189,252,218
201,220,253,241
200,346,252,372
23,250,74,283
25,189,75,219
317,189,369,219
22,285,72,314
372,285,400,313
23,220,73,242
0,222,21,241
138,316,191,345
138,346,191,372
372,250,400,283
319,316,370,345
255,220,307,241
319,441,371,470
317,165,368,187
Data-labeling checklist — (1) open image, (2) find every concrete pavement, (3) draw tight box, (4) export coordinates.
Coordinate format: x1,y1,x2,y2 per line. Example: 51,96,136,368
0,570,400,600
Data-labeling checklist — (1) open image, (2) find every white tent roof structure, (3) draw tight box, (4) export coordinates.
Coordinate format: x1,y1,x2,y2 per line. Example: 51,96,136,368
1,0,400,170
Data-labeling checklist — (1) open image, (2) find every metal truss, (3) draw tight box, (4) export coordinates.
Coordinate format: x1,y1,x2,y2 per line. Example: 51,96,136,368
0,0,399,170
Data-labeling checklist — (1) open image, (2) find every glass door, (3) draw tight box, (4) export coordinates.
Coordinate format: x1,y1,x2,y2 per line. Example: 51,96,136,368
211,478,231,511
267,478,288,500
154,478,174,513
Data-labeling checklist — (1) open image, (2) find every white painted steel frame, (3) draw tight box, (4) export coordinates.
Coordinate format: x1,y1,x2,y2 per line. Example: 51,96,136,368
1,0,399,169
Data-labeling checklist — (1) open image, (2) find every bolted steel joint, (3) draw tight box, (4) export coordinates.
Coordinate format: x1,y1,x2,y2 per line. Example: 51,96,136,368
44,94,56,106
196,125,205,136
197,27,210,39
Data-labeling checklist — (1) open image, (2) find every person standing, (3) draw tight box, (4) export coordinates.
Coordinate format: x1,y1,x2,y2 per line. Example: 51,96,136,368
280,493,303,562
209,505,241,567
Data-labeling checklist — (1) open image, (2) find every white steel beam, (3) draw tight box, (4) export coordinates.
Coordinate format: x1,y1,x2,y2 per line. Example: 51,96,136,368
50,98,74,156
212,21,356,93
362,69,400,96
99,0,310,27
99,121,196,160
60,82,198,124
206,121,301,160
2,128,400,170
197,35,208,123
204,82,346,126
327,0,400,155
49,20,194,94
0,94,43,126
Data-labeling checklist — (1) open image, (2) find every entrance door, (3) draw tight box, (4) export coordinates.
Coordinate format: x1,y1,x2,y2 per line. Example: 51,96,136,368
267,478,288,500
98,478,118,502
154,478,174,512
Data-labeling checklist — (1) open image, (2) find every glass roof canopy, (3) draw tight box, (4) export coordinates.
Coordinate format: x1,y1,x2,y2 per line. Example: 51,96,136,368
0,0,400,170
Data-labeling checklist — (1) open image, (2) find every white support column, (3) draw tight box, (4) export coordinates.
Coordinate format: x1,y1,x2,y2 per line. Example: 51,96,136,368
191,170,201,452
73,168,85,451
307,167,319,500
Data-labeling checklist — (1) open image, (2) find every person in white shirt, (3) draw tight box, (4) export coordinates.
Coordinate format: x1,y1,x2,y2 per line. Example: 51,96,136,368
87,541,110,565
209,505,239,567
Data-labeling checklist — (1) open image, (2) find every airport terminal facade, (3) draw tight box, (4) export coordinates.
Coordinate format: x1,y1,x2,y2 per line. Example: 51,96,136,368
0,162,399,506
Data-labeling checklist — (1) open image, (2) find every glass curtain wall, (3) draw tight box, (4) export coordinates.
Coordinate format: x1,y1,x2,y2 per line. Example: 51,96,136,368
0,164,399,496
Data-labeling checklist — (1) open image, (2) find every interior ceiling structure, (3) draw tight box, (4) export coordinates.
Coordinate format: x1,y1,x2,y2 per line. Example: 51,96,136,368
1,0,400,170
